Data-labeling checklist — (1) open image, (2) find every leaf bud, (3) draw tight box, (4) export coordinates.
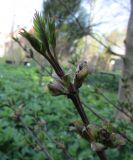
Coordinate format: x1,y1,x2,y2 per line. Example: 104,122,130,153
74,61,89,88
61,70,73,87
91,142,105,152
110,133,126,148
48,81,66,96
86,124,99,139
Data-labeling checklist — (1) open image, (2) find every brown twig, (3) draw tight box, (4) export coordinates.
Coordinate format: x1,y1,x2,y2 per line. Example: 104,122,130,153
19,12,109,160
10,105,54,160
20,119,54,160
82,101,106,122
82,101,133,144
98,90,133,122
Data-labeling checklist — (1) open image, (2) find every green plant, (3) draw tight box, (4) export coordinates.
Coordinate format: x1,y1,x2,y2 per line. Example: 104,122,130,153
0,62,133,159
17,12,126,160
88,72,119,92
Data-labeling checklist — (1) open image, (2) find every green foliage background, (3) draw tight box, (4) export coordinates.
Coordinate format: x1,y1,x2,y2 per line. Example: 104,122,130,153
0,62,133,160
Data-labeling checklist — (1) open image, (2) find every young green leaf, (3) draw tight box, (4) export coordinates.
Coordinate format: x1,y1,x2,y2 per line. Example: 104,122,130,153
20,29,42,53
47,16,56,50
33,11,47,44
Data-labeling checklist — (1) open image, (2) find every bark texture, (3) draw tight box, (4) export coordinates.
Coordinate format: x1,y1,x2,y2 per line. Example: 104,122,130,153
118,0,133,118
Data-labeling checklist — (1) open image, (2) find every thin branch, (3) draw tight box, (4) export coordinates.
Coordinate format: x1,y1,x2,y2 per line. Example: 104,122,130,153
117,131,133,144
43,128,75,160
82,101,133,144
98,90,133,122
10,105,54,160
85,84,133,122
96,151,108,160
20,118,54,160
82,101,106,122
20,11,110,160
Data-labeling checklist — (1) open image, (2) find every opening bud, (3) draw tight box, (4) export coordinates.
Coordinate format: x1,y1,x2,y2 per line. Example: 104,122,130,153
48,81,66,96
74,61,89,88
110,133,126,148
91,142,106,152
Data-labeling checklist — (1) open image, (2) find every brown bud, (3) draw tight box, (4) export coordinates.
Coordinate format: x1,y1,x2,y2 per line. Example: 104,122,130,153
76,67,89,80
110,133,126,148
76,61,88,72
62,74,72,87
74,62,89,88
34,145,42,151
10,105,23,121
56,142,65,150
86,124,99,139
10,113,20,121
48,81,66,96
37,119,46,127
91,142,105,152
69,121,83,132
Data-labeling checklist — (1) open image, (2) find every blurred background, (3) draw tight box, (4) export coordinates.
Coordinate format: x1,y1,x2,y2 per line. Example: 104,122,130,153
0,0,130,70
0,0,133,160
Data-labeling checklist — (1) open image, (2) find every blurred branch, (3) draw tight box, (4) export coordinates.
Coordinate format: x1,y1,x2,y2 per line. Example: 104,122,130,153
98,90,133,122
87,84,133,122
9,104,54,160
82,101,106,122
38,124,75,160
82,101,133,144
100,33,124,50
20,119,54,160
113,0,130,11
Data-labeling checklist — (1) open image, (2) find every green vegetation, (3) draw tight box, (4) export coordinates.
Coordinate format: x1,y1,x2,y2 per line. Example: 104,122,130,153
1,0,133,159
0,63,132,160
88,72,119,92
